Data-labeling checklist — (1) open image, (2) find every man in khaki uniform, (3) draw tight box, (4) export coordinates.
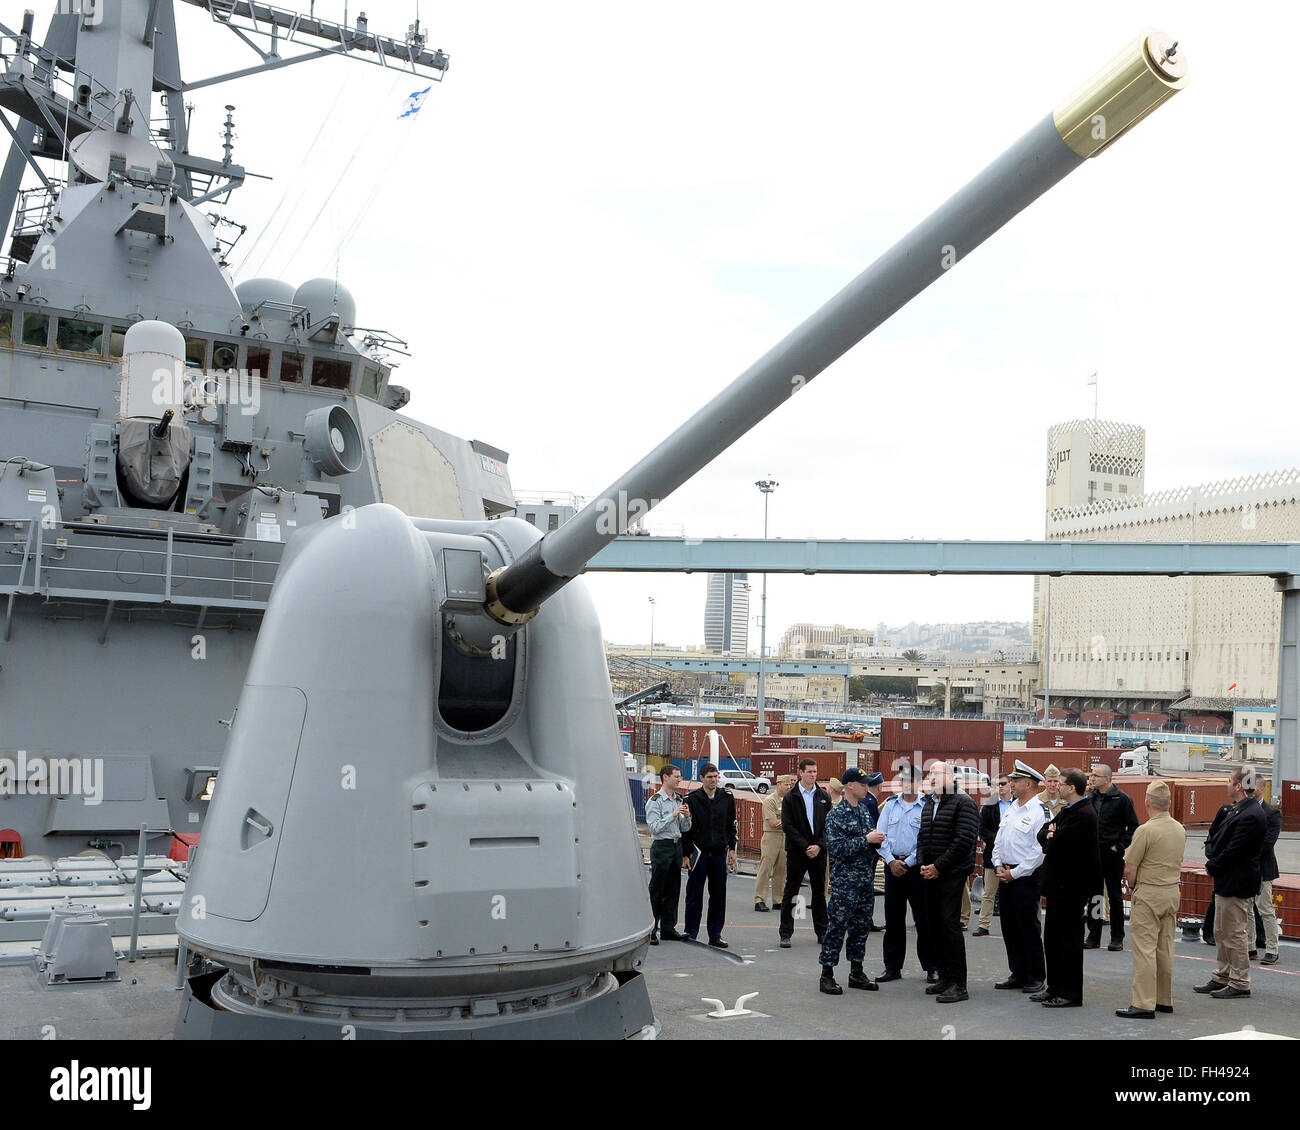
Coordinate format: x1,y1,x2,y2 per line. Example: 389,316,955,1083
1115,780,1186,1019
1041,765,1067,820
754,775,793,912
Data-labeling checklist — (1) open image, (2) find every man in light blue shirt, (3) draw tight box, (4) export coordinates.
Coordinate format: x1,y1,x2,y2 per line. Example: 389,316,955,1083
874,763,937,984
645,766,692,944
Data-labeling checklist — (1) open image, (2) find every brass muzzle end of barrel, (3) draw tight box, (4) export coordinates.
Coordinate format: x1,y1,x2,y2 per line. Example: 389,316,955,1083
1053,28,1188,159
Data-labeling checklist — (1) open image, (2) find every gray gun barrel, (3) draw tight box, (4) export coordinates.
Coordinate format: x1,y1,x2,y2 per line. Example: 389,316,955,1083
486,29,1187,626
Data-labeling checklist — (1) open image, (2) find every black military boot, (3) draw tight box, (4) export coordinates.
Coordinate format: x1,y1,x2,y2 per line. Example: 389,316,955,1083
847,962,878,991
819,965,843,995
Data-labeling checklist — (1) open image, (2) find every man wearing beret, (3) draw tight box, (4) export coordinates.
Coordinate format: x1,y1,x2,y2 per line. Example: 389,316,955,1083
817,768,885,995
1035,768,1099,1008
1116,778,1186,1018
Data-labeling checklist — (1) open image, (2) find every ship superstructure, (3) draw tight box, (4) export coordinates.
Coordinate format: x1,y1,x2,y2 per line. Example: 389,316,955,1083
0,2,513,947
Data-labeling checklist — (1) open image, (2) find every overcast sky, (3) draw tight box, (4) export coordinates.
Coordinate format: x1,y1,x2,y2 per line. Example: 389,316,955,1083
28,1,1298,649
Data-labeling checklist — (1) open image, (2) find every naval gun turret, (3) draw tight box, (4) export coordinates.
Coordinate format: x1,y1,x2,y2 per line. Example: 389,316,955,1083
175,30,1187,1038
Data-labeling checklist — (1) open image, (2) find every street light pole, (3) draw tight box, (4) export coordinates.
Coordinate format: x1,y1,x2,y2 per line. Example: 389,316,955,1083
648,596,655,665
755,479,778,737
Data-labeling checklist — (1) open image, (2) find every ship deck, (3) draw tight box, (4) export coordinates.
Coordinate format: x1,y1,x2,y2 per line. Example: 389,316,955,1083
0,873,1295,1042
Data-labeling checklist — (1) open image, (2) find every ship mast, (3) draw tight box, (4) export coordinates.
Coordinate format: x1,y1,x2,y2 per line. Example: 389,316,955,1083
0,0,448,248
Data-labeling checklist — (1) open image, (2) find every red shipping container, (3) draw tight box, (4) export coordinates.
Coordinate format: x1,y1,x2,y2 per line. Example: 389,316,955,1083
1281,780,1300,832
752,752,799,780
754,734,799,749
881,717,1003,755
734,793,764,855
801,751,847,782
1171,780,1229,828
668,723,752,760
1017,748,1118,775
1025,728,1107,750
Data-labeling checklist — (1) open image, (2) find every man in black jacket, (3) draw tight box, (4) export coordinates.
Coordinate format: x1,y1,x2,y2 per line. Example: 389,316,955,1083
1035,768,1100,1007
1086,764,1139,951
1194,767,1267,999
682,763,737,948
918,762,980,1004
778,758,833,948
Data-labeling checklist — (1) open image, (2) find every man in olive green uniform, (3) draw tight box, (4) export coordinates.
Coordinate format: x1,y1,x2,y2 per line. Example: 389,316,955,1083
1115,779,1186,1019
754,775,793,911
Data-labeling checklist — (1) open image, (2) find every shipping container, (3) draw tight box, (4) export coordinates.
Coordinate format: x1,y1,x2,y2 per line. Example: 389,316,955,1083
782,721,827,737
880,717,1003,755
1170,780,1229,827
794,735,832,750
633,721,650,758
754,734,799,749
734,793,764,855
802,751,847,782
619,729,632,753
667,722,753,761
644,754,670,773
1282,780,1300,832
628,776,648,823
715,708,784,725
1024,728,1107,750
752,752,799,780
1016,748,1119,776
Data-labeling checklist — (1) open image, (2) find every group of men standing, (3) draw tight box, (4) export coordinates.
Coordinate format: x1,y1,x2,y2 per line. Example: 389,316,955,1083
645,753,1284,1018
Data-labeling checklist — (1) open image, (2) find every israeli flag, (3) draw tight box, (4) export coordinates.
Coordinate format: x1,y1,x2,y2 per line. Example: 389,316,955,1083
1086,372,1097,386
399,86,432,119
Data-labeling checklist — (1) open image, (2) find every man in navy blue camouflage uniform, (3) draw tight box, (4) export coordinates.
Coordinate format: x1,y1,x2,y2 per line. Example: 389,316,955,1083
818,767,885,995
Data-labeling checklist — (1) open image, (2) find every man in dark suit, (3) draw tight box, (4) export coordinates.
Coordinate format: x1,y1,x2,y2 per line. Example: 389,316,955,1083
918,761,980,1004
1034,767,1099,1007
681,762,737,948
1194,767,1267,999
778,758,833,948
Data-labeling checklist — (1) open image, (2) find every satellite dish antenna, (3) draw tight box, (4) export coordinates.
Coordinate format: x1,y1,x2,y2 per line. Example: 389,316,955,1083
68,129,174,185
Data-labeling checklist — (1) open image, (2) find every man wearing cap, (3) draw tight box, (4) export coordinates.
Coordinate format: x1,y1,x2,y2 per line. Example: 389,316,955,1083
1194,767,1267,999
817,767,884,995
1041,766,1067,820
682,762,737,949
1035,768,1099,1008
990,760,1048,996
754,774,793,913
1086,764,1140,952
875,762,937,984
1115,779,1186,1019
973,773,1012,937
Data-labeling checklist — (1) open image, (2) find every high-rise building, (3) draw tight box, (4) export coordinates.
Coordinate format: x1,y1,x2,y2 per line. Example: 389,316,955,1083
704,573,750,655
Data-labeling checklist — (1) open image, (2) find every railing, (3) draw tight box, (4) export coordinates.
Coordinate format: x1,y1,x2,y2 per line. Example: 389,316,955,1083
1,30,118,134
0,517,284,617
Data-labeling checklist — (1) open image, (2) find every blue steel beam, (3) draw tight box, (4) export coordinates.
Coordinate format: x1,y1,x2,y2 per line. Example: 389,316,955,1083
586,539,1300,577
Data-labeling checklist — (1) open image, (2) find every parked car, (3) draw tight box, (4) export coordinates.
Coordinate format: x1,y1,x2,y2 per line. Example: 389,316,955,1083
717,769,771,794
950,765,991,791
